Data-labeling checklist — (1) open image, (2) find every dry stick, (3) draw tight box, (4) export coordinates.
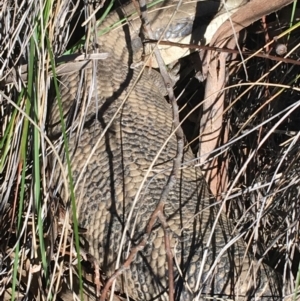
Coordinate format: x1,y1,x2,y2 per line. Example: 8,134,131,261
100,242,147,301
199,37,236,198
144,39,300,66
84,253,102,298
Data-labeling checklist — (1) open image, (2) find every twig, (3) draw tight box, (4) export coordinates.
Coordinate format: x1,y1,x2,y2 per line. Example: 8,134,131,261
199,36,238,197
100,242,146,301
144,39,300,66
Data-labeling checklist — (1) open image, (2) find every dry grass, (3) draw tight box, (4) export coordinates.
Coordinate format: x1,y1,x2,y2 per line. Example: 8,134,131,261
225,29,300,289
178,2,300,294
0,0,80,299
0,0,300,300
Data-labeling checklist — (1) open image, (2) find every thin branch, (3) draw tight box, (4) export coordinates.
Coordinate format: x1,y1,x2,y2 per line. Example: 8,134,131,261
144,39,300,66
